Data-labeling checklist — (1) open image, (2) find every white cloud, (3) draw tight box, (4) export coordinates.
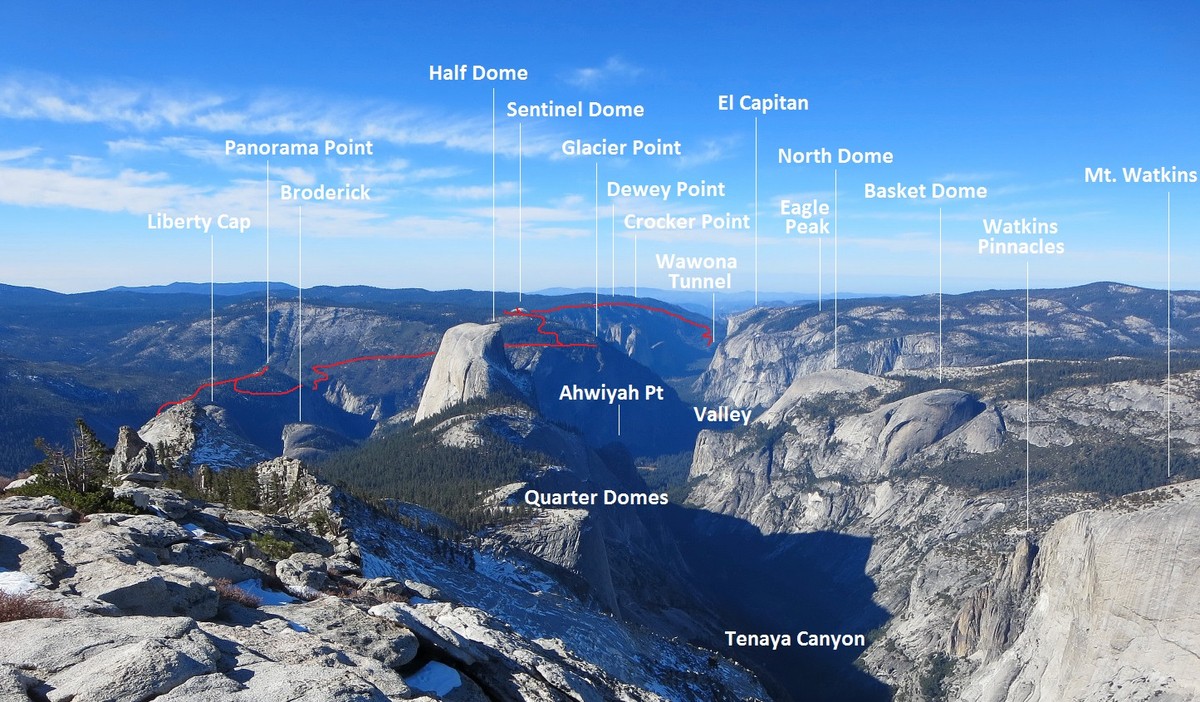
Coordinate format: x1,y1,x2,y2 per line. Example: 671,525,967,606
0,72,561,157
677,135,740,167
0,146,41,161
0,163,204,213
0,160,505,242
481,204,591,223
334,159,466,188
426,182,518,200
563,57,644,89
270,166,317,187
932,171,1015,183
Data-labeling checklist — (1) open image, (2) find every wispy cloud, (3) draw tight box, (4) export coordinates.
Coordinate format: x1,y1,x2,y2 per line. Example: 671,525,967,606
0,159,508,242
932,171,1016,183
0,72,560,157
563,57,644,89
0,163,207,213
677,135,740,167
425,182,518,200
0,146,42,162
335,159,465,187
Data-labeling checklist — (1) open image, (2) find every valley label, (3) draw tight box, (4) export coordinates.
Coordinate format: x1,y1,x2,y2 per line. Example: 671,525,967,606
694,405,752,426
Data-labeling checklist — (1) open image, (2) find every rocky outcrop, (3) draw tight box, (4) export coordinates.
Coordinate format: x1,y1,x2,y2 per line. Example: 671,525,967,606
109,426,161,482
0,472,769,702
282,422,355,463
415,323,524,423
490,507,620,614
959,483,1200,702
756,368,901,426
0,616,223,702
431,405,713,634
138,402,270,471
997,370,1200,451
688,385,997,527
948,537,1036,659
256,457,334,524
827,389,985,481
275,551,330,598
263,596,420,669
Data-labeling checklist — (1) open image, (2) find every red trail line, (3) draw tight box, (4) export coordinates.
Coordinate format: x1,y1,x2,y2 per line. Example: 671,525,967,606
158,301,710,414
502,301,713,347
156,352,436,415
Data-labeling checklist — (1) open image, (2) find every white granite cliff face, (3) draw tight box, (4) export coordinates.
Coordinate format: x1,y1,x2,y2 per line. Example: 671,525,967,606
697,286,1200,412
684,360,1200,697
698,319,942,409
687,370,1003,535
959,483,1200,702
414,324,522,423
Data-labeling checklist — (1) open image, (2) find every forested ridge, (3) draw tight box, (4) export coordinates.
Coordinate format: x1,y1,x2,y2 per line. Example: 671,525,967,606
317,399,542,532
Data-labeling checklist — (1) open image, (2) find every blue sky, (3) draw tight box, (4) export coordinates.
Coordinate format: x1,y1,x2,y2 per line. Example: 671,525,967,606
1,1,1197,297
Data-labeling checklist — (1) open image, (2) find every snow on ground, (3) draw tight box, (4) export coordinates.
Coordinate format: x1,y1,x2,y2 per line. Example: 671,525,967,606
474,551,561,596
406,661,462,696
0,570,37,595
181,523,208,537
234,579,296,605
345,496,767,701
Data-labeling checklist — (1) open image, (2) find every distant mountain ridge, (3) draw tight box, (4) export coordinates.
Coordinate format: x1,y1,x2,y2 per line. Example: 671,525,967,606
107,281,299,296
